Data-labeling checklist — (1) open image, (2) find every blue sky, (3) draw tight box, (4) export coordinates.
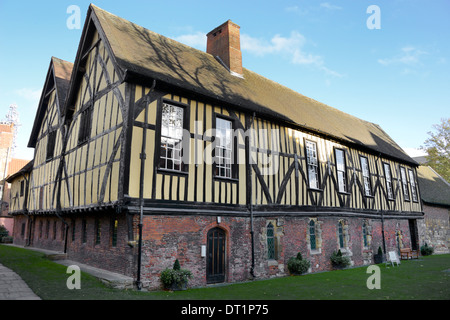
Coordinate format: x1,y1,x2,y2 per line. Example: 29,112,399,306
1,0,449,161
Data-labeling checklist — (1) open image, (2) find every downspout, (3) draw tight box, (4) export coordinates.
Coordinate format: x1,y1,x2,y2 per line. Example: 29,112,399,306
374,152,386,254
136,80,156,290
54,124,71,254
249,112,256,278
19,171,32,247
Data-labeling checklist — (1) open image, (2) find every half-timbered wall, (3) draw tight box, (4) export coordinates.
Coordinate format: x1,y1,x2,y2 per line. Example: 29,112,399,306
61,30,125,210
127,87,421,215
128,86,247,206
28,90,63,212
248,117,422,213
8,174,28,213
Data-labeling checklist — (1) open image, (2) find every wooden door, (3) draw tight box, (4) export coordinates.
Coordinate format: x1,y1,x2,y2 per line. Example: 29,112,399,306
206,228,226,283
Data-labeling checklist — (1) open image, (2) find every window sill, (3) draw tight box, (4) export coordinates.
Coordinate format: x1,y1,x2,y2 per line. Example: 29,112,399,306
338,191,351,195
157,168,188,176
363,194,375,199
310,249,321,255
307,187,323,192
214,176,239,183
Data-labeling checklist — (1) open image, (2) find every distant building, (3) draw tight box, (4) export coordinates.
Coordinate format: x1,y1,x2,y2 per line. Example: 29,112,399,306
416,165,450,254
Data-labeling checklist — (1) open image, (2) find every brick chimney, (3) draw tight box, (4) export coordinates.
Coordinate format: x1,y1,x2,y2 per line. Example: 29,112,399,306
207,20,243,77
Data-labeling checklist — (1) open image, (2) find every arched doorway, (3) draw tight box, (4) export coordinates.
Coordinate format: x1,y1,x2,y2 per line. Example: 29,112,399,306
206,227,226,284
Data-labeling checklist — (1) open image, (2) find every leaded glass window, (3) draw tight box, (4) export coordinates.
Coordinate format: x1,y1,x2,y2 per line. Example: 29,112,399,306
360,156,372,196
400,167,410,201
305,140,319,189
338,221,345,248
215,118,233,179
267,223,275,260
309,220,316,250
335,149,347,193
408,169,418,202
383,163,394,199
160,103,184,171
363,222,368,247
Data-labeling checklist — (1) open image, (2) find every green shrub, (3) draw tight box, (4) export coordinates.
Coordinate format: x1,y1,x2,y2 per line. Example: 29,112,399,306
420,243,434,256
160,259,192,290
330,249,351,269
0,225,8,241
287,252,310,275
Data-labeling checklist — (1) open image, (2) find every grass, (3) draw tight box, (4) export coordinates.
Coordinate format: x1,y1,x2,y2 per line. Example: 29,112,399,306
0,244,449,300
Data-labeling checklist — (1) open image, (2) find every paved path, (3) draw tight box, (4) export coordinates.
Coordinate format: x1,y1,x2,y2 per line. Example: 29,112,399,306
0,263,41,300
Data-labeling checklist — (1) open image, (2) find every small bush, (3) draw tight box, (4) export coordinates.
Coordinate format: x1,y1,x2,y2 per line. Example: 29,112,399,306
287,252,310,275
420,243,434,256
330,249,351,269
160,259,192,290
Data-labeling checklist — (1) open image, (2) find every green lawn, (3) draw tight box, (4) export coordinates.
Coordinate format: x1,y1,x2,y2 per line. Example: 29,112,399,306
0,244,449,300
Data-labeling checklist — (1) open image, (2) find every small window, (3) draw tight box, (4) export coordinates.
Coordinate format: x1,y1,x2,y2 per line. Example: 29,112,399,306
82,219,87,244
400,167,410,201
21,223,26,237
335,149,347,193
46,130,57,161
53,221,57,240
160,102,184,171
408,169,418,202
78,106,93,145
338,221,345,249
362,222,368,247
383,163,394,200
359,156,372,196
267,223,275,260
71,219,76,242
305,140,319,189
309,220,317,250
20,180,24,197
94,218,101,245
215,117,233,179
111,218,118,247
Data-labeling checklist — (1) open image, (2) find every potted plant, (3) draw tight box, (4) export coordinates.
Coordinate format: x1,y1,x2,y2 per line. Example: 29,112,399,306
330,249,351,269
373,246,384,264
287,252,311,275
160,259,192,291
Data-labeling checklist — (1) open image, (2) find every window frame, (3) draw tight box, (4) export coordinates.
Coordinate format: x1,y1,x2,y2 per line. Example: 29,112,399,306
408,169,418,202
304,139,320,190
334,148,348,194
400,166,410,201
266,222,276,260
338,221,345,249
359,155,373,197
383,162,395,200
77,105,93,146
157,100,189,174
309,219,317,251
213,114,237,180
46,129,57,161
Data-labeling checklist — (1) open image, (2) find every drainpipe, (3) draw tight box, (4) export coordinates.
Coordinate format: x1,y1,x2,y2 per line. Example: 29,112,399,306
374,153,387,255
136,80,156,290
249,112,256,278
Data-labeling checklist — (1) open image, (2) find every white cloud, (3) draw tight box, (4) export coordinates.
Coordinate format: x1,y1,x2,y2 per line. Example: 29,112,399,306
320,2,342,10
15,88,41,102
173,30,343,77
378,46,428,66
241,32,343,77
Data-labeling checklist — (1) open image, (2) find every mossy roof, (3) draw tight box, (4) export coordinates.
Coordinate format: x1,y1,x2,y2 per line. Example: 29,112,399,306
89,5,416,165
417,165,450,207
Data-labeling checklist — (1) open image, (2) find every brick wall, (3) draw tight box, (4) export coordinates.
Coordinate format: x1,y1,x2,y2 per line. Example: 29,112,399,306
12,212,419,290
418,204,449,254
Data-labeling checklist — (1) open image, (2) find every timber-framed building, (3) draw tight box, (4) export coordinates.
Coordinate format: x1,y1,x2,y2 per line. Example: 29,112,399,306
8,5,423,289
